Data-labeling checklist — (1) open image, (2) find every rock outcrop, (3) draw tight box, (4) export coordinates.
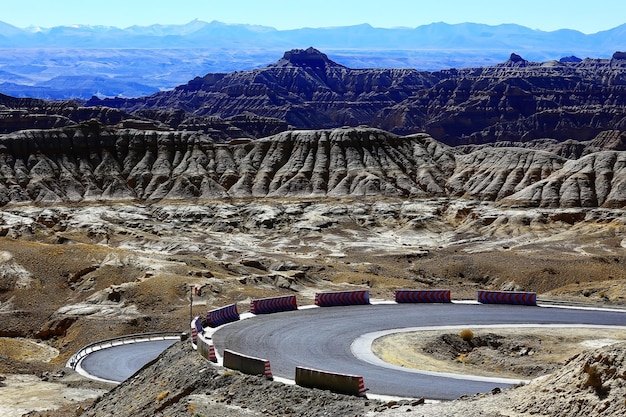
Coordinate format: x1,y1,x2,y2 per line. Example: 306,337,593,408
0,93,287,140
508,342,626,417
0,94,132,134
446,147,565,201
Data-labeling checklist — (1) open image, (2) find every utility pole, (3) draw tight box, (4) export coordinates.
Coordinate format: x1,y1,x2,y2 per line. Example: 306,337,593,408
189,285,194,325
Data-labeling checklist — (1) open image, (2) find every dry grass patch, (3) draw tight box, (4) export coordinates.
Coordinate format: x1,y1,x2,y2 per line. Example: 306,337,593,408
0,338,58,362
372,327,626,379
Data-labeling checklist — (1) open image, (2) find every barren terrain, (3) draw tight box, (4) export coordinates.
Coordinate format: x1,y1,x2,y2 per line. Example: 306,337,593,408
2,42,626,417
0,196,625,415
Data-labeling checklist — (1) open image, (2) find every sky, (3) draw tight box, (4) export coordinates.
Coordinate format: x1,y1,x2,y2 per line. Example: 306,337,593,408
0,0,624,34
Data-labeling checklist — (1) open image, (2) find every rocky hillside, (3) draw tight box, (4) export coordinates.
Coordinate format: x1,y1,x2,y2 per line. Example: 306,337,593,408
78,341,381,417
387,341,626,417
0,94,133,133
86,47,626,145
1,123,626,208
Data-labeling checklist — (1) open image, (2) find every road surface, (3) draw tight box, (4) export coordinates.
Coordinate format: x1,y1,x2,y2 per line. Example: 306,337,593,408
211,303,626,399
79,339,179,383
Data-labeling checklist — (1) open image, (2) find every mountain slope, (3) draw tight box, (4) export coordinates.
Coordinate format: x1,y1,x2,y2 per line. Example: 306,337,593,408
500,151,626,208
1,123,625,208
0,125,454,203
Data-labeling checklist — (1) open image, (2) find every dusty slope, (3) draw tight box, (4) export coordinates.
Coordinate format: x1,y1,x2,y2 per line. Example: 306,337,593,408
79,341,380,417
1,199,625,354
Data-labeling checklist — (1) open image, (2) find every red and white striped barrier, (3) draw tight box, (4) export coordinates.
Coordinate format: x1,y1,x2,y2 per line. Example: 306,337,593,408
250,295,298,314
477,290,537,306
264,360,272,378
314,290,370,307
190,316,204,343
394,289,451,303
205,303,240,327
223,349,273,379
196,337,217,362
295,366,367,397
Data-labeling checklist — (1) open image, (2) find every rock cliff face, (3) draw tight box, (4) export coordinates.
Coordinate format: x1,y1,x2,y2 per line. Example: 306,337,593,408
1,123,625,208
87,48,626,146
500,151,626,208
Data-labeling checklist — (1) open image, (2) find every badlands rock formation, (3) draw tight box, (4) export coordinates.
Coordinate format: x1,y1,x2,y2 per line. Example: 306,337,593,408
0,93,131,133
0,122,625,208
0,93,286,140
3,48,626,417
89,48,626,145
4,48,626,146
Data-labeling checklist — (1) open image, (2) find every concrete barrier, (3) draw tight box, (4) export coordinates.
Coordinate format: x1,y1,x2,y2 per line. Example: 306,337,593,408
206,303,240,327
295,366,367,397
196,334,217,363
250,295,298,314
478,290,537,306
394,289,451,303
223,349,273,379
314,290,370,307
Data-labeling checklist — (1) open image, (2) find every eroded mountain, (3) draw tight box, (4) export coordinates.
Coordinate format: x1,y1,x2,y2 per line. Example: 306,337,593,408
0,122,624,208
87,47,626,146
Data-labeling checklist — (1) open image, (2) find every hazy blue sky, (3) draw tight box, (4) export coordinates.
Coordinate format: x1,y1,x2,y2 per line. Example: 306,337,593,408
1,0,624,33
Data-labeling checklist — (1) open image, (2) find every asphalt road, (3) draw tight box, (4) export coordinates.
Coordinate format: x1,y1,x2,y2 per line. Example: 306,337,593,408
211,303,626,399
79,339,179,383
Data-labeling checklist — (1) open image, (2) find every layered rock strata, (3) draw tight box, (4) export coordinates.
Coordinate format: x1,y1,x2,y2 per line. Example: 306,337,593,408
88,48,626,145
1,123,625,208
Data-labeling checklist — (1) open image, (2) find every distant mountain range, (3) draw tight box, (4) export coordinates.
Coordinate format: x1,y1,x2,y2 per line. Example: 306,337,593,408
2,19,625,52
0,20,625,99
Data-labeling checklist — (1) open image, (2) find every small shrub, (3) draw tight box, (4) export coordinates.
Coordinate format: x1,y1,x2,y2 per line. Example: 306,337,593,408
454,353,468,364
459,329,474,342
583,364,604,394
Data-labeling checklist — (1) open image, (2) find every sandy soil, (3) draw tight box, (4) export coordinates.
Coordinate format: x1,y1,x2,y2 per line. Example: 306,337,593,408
0,373,107,417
